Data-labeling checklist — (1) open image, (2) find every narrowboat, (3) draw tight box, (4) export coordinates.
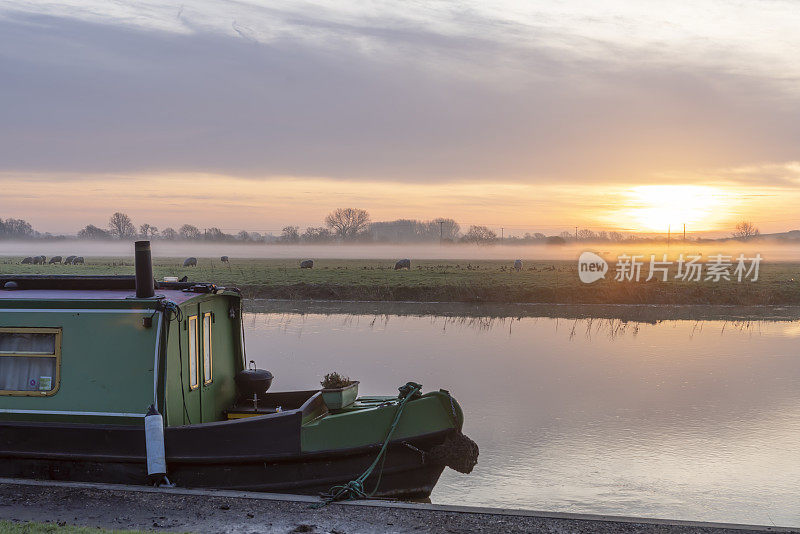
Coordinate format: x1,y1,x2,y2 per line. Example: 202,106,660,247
0,242,477,499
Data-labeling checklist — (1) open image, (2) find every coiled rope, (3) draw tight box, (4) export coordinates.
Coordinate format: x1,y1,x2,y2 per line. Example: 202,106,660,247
318,381,422,505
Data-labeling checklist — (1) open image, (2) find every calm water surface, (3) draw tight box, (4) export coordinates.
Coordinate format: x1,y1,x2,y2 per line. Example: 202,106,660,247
244,303,800,527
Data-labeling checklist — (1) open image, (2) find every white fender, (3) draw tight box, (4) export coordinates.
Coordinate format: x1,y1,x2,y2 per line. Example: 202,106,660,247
144,404,167,478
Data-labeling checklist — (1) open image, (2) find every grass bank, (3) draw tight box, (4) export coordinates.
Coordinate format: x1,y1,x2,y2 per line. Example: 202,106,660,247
2,257,799,305
0,520,147,533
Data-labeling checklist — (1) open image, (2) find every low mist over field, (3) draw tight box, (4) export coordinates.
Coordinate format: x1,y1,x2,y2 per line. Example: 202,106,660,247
2,240,799,262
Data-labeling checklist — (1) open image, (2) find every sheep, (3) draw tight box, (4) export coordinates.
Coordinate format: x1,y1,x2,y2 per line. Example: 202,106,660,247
49,256,62,264
21,257,33,264
514,259,523,272
220,256,229,264
64,256,76,264
73,257,85,265
300,259,314,269
395,259,411,270
183,257,197,267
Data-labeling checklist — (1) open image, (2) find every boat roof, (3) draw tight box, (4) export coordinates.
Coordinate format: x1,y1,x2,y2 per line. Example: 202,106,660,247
0,275,239,306
0,289,198,304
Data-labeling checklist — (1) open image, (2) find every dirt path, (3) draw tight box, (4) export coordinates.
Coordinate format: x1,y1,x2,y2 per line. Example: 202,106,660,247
0,479,794,534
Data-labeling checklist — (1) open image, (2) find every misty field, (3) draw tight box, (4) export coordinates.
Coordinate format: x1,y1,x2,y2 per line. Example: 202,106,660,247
2,256,800,305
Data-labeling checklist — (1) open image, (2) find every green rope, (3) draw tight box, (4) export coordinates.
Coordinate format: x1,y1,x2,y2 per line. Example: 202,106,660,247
319,381,422,504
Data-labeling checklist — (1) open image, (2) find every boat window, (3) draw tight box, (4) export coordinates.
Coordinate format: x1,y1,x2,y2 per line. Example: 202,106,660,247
202,313,212,385
0,328,61,396
188,316,199,390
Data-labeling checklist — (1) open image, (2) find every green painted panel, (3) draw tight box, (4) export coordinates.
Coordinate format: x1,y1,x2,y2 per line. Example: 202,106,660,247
300,392,460,452
0,308,159,424
163,294,242,426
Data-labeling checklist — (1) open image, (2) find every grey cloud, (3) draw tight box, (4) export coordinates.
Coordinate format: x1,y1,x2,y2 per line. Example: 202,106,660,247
0,11,798,183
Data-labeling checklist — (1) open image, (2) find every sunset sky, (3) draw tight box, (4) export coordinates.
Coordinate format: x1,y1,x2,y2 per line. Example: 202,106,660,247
1,1,798,236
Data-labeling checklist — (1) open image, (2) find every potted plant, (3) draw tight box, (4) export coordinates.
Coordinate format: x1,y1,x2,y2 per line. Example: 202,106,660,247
320,372,359,409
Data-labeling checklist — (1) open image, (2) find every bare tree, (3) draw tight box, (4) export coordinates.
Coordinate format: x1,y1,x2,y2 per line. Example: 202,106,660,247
108,212,136,239
732,221,760,240
325,208,370,240
179,224,200,240
161,227,177,240
609,231,624,242
0,218,34,238
77,224,111,240
139,223,159,239
577,229,597,241
204,227,230,241
302,227,332,243
280,226,300,243
237,230,251,241
432,218,460,241
462,225,497,244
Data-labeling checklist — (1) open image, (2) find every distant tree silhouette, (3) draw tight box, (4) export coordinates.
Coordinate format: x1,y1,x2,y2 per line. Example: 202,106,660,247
179,224,200,240
161,227,177,240
462,225,497,244
0,218,34,238
108,212,136,239
204,227,231,241
732,221,760,240
432,218,460,241
78,224,111,240
139,223,158,239
302,227,332,243
280,226,300,243
325,208,370,240
369,217,460,243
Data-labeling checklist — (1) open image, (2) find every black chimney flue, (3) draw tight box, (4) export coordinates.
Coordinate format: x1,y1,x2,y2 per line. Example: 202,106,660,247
135,240,155,298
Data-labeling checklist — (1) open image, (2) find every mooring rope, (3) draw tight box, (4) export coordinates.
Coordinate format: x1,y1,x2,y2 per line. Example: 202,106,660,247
318,381,423,505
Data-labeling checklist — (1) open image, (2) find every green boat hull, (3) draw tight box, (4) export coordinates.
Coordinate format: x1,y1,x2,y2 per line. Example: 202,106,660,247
0,390,473,498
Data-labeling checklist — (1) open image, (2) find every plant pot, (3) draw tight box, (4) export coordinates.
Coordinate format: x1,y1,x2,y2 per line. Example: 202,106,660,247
321,381,359,410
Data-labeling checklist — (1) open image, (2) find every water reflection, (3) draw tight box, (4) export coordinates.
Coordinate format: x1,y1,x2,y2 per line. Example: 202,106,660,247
246,311,782,342
243,303,800,527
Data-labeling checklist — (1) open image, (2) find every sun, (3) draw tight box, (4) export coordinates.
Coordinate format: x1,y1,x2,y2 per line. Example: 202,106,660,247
622,185,723,233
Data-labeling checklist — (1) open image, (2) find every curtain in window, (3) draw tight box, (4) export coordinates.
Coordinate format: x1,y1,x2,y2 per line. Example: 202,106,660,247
0,332,55,354
0,356,56,391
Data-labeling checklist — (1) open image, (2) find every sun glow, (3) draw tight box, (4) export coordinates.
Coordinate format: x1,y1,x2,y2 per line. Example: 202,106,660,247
622,185,724,233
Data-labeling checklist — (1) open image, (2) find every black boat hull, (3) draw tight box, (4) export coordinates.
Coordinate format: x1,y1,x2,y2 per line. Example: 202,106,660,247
0,419,451,498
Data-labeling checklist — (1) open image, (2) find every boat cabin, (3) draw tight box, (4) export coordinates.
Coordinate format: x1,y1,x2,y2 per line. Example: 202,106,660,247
0,280,243,426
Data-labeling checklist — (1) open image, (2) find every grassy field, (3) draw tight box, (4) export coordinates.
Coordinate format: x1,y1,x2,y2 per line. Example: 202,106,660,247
2,256,799,305
0,520,149,534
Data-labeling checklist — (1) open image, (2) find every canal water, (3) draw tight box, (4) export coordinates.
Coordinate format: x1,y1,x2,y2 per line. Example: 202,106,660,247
244,302,800,527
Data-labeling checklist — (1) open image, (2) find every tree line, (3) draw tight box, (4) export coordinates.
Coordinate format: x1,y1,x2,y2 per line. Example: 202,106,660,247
0,211,763,244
